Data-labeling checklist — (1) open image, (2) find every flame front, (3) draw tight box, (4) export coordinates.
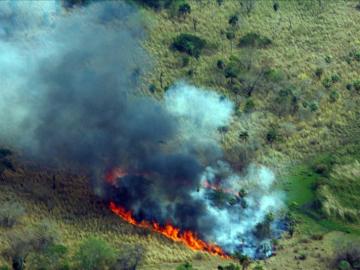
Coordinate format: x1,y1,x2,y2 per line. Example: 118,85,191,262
109,201,228,257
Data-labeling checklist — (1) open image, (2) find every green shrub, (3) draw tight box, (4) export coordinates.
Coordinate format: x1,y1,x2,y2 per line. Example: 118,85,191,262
266,128,278,144
172,33,206,58
331,74,341,83
74,237,116,270
0,201,25,228
176,261,195,270
5,220,60,270
325,55,332,63
148,84,156,93
178,3,191,16
228,15,239,27
239,32,272,48
0,266,10,270
338,260,351,270
244,99,255,113
353,80,360,91
217,59,225,69
217,0,224,6
273,2,279,11
226,31,236,41
329,90,339,102
332,242,360,270
309,101,319,112
346,83,353,90
349,50,360,62
322,77,332,88
27,244,69,270
264,68,284,82
314,67,324,78
217,263,240,270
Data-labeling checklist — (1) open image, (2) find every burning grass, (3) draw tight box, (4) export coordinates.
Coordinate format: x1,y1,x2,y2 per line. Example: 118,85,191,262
109,201,228,258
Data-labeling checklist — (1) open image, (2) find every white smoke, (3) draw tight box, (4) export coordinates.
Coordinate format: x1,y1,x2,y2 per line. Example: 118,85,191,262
192,163,284,257
164,82,234,159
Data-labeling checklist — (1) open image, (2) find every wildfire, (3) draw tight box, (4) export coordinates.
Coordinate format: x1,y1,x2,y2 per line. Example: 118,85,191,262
109,201,228,258
203,180,238,196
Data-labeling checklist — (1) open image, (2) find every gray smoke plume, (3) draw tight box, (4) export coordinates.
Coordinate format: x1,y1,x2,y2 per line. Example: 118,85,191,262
0,1,284,258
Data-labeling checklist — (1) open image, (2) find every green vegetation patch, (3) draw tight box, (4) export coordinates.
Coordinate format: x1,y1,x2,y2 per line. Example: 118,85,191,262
317,161,360,223
172,33,206,58
238,32,272,48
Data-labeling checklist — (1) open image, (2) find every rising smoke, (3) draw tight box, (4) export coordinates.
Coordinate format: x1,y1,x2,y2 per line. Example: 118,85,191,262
0,1,283,258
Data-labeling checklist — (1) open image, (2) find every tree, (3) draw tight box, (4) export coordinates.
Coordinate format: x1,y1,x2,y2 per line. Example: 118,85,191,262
178,3,191,18
233,253,251,270
273,1,279,12
74,237,116,270
228,15,239,28
4,221,59,270
240,0,256,16
224,61,239,84
172,33,206,58
226,31,236,53
27,244,69,270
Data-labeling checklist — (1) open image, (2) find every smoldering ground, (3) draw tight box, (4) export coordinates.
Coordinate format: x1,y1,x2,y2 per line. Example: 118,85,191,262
0,1,283,257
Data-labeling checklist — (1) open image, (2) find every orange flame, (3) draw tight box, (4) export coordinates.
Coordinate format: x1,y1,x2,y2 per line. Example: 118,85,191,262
109,201,228,258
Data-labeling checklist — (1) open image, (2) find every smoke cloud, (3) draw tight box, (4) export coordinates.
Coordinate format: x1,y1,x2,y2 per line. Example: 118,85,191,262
0,1,284,258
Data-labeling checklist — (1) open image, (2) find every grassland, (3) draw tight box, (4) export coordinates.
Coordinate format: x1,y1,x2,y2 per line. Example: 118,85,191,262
1,1,360,269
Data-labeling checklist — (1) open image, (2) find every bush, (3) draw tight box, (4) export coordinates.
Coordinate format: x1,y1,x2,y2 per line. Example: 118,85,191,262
325,55,332,63
346,83,353,91
176,262,195,270
329,90,339,102
217,59,225,69
349,50,360,62
112,244,145,270
244,99,255,113
217,263,240,270
4,221,59,270
264,68,284,82
266,128,278,144
331,242,360,270
331,74,341,83
309,101,319,112
148,84,156,93
178,3,191,17
338,260,351,270
27,244,69,270
228,15,239,27
315,67,324,78
353,80,360,91
322,77,332,88
0,201,25,228
74,237,116,270
239,32,272,48
172,33,206,58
